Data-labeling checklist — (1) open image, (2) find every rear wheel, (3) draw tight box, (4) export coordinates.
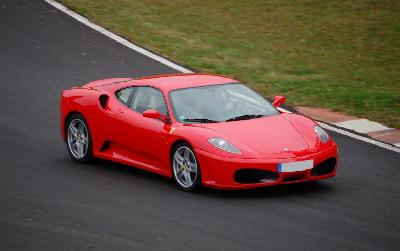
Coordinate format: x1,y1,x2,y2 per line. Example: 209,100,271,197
66,114,93,163
172,143,201,192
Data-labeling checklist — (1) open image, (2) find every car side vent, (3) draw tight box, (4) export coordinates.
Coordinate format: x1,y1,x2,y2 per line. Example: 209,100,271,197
99,94,109,109
99,141,111,152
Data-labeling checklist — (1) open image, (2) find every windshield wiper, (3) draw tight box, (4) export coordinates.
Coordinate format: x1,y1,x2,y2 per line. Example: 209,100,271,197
182,118,219,123
226,114,264,122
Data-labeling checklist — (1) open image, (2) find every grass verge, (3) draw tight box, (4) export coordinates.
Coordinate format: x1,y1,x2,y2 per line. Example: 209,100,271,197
61,0,400,128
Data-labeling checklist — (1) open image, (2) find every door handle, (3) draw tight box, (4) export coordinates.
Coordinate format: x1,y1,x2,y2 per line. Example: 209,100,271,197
118,108,124,113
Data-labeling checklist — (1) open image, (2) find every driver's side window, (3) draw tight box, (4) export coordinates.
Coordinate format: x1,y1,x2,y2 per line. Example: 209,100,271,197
130,87,168,115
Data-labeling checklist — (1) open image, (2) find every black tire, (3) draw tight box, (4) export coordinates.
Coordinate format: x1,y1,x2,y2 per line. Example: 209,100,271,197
171,142,202,192
65,113,93,163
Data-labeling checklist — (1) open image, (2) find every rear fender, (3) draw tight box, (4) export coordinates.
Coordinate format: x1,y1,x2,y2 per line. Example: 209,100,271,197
60,88,104,147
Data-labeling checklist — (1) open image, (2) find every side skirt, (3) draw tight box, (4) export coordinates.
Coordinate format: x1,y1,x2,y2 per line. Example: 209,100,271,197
93,151,171,178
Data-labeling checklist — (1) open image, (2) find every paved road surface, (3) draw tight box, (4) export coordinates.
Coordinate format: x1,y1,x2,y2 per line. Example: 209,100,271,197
0,0,399,250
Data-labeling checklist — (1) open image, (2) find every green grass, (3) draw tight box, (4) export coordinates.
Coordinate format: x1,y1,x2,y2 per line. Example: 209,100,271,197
61,0,400,128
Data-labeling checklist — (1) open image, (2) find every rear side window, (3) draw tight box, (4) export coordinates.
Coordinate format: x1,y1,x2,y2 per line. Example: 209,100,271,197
116,87,135,104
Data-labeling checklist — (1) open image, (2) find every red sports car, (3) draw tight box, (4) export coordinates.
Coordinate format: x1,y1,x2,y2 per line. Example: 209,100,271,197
60,74,338,191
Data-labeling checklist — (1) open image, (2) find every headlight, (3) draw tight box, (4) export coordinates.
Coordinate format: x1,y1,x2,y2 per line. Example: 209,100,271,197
314,125,329,143
208,137,241,154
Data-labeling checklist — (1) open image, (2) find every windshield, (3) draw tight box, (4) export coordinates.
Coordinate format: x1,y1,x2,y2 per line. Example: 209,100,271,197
169,83,279,123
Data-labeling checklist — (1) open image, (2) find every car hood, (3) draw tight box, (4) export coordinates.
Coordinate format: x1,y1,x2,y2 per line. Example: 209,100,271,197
201,114,311,155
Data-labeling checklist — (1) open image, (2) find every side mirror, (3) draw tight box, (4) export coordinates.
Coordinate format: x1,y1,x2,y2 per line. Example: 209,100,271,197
143,109,169,124
272,96,286,108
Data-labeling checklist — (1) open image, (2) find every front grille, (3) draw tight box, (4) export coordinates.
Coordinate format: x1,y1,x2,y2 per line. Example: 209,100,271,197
234,169,278,184
282,173,307,182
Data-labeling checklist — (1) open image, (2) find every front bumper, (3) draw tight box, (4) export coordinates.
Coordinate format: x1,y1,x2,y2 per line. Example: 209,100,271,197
195,144,338,190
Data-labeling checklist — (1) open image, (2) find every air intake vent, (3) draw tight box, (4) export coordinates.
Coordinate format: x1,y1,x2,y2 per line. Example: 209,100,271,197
234,169,278,184
311,158,336,176
99,141,111,152
99,95,109,109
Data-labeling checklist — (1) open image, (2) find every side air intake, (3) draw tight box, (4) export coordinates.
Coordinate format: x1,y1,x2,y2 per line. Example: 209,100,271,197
99,94,109,109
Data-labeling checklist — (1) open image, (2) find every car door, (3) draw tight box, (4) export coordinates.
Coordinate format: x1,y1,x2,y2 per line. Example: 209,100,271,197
114,86,171,172
101,86,136,151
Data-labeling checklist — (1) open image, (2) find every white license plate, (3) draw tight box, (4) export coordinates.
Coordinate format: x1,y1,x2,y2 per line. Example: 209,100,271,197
278,160,313,172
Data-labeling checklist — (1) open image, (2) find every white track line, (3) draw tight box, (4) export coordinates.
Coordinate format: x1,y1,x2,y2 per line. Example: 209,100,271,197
43,0,192,73
44,0,400,154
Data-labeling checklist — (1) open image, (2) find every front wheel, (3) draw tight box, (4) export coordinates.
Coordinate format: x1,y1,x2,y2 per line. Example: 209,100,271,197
66,114,93,163
172,143,201,192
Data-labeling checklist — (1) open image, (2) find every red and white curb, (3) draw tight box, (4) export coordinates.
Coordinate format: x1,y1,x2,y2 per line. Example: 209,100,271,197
44,0,400,154
334,119,390,134
296,107,400,150
335,119,400,147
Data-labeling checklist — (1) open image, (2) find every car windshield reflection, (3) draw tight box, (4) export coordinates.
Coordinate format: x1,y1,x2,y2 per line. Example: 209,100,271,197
169,83,279,123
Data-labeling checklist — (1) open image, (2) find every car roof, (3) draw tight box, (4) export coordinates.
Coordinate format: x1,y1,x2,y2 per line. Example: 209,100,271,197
125,73,240,92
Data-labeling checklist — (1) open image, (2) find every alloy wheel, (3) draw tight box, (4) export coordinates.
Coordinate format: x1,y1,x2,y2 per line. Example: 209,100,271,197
173,146,198,188
67,118,89,159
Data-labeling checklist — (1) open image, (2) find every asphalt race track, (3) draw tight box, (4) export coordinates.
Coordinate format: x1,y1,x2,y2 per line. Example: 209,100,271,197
1,1,399,250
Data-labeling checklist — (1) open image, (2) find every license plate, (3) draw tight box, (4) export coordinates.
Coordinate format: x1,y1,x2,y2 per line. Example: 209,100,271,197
278,160,313,172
